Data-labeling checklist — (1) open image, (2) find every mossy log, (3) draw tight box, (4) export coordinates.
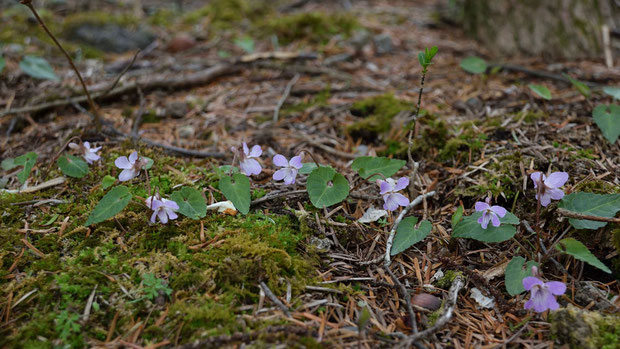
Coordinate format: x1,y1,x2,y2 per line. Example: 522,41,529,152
462,0,619,59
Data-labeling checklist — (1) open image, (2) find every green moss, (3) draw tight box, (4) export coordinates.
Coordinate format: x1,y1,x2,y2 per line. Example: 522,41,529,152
0,144,320,347
434,270,463,289
347,93,412,142
259,11,358,45
551,304,620,349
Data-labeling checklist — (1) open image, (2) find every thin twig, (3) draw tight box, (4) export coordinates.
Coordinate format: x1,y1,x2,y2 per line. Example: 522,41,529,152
556,208,620,223
103,50,140,97
251,189,306,205
259,281,291,317
384,191,436,267
384,266,418,333
21,0,102,131
397,276,465,348
273,74,300,122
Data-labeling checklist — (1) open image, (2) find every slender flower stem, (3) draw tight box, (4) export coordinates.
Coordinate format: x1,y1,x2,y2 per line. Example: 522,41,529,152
406,68,427,165
534,198,544,254
21,0,102,131
302,151,322,169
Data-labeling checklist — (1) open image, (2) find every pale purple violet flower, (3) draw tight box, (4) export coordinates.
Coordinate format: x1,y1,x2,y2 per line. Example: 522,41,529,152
114,151,148,181
69,141,101,164
474,197,507,229
145,194,179,224
531,171,569,207
523,276,566,313
273,154,302,185
236,142,262,176
377,177,409,211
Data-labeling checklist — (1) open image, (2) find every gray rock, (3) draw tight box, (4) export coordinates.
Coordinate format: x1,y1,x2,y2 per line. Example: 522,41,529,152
178,125,195,139
66,22,155,53
373,33,393,55
165,101,188,119
309,237,332,252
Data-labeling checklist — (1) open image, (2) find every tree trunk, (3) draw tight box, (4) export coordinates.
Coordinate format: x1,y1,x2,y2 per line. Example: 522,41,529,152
462,0,619,59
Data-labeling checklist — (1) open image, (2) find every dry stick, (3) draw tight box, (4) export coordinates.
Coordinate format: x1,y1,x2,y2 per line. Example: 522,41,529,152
251,189,306,206
556,208,620,224
398,275,465,348
297,134,357,159
384,191,436,267
103,50,140,97
1,63,239,118
273,74,300,122
21,0,102,131
259,281,291,317
384,265,418,334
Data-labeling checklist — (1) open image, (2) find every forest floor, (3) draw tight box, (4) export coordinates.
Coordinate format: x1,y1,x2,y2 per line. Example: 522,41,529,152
1,0,619,348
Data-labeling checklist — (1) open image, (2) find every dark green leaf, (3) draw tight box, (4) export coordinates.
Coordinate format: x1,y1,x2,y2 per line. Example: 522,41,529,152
307,167,349,208
391,217,432,255
351,156,406,181
460,56,487,74
0,56,5,74
592,104,620,144
558,192,620,229
19,55,59,81
556,238,611,273
85,186,132,226
505,256,539,296
219,174,251,214
57,154,88,178
452,211,519,242
171,187,207,219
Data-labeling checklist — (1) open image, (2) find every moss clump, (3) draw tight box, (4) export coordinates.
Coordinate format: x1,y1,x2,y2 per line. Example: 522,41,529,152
551,304,620,349
434,270,463,289
182,0,270,30
348,93,412,142
259,12,359,45
0,144,319,347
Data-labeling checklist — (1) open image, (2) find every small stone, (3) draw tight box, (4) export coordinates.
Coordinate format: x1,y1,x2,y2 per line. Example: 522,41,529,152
165,35,197,53
66,22,155,54
309,237,332,252
178,125,195,139
165,101,188,119
373,33,394,55
411,293,442,311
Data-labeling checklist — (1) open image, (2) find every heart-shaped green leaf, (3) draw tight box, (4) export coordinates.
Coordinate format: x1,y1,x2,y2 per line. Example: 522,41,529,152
19,55,59,81
451,205,464,229
57,154,88,178
556,238,611,274
505,256,539,296
307,167,349,208
171,187,207,219
85,186,132,226
559,192,620,230
592,104,620,143
452,211,519,242
391,217,432,256
460,56,487,74
528,84,551,100
351,156,406,181
219,174,250,214
603,86,620,100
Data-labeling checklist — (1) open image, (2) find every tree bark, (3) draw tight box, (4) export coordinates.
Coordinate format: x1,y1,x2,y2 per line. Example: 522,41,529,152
462,0,619,59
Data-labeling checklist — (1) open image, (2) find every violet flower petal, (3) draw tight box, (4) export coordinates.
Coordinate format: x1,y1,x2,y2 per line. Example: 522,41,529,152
546,281,566,295
273,154,288,167
119,169,137,181
394,177,409,191
129,151,138,163
289,155,303,169
544,172,568,188
522,276,543,291
491,205,507,217
475,201,490,211
249,145,262,158
115,156,132,169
